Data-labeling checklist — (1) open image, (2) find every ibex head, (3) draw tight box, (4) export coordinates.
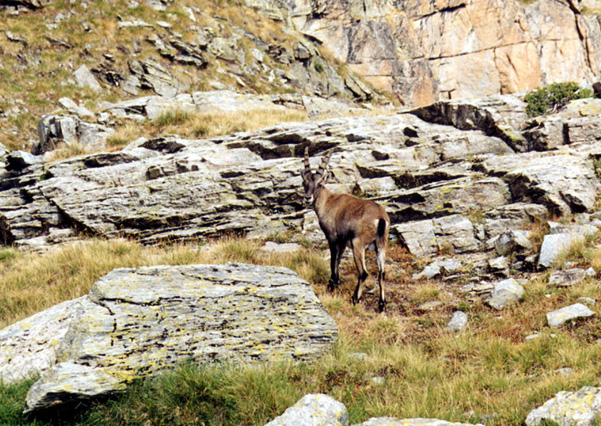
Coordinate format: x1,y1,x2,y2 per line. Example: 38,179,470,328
302,147,333,205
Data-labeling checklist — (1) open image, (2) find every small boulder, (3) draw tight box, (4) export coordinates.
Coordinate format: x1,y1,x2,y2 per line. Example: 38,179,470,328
548,268,587,287
265,394,348,426
446,311,468,332
494,230,531,255
525,386,601,426
538,233,585,269
487,278,524,310
546,303,595,328
74,65,102,92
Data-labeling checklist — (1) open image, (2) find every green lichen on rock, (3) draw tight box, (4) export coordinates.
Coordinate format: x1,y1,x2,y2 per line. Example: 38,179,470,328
526,387,601,426
23,263,338,413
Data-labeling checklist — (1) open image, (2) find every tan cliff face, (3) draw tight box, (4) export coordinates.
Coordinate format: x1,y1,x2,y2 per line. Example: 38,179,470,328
248,0,601,106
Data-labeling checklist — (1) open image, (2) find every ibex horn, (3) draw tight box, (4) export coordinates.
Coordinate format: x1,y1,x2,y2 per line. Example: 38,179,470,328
316,149,333,176
303,146,311,174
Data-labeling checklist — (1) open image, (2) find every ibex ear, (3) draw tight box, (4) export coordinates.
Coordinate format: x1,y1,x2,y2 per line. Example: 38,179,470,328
316,170,330,186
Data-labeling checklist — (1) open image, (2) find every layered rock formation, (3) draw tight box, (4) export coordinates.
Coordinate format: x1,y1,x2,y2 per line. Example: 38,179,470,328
2,93,601,260
248,0,601,106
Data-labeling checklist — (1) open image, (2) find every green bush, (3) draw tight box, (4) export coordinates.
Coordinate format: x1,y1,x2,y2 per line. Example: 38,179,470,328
525,82,593,117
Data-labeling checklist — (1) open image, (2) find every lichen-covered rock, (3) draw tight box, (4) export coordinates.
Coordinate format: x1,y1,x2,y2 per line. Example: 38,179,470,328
525,387,601,426
546,303,595,328
0,297,87,384
23,263,338,413
265,394,348,426
352,418,483,426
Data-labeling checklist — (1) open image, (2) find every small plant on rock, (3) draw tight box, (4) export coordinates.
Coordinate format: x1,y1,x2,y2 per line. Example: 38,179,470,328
525,82,593,117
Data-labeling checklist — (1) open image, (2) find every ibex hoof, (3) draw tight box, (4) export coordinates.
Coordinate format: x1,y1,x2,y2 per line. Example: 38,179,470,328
327,279,338,292
378,300,386,313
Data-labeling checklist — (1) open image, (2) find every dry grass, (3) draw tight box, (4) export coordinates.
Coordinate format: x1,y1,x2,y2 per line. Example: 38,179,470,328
0,0,307,152
1,236,601,425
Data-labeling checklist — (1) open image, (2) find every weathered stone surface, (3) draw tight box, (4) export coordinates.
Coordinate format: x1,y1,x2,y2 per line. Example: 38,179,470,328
23,263,338,413
487,278,524,310
34,115,114,154
5,150,40,170
0,297,87,384
413,259,462,280
525,387,601,426
538,233,585,269
446,311,468,332
352,419,483,426
74,65,102,92
265,394,348,426
549,268,587,287
394,215,478,257
3,93,601,260
546,303,595,328
493,230,532,256
257,0,601,107
482,152,601,216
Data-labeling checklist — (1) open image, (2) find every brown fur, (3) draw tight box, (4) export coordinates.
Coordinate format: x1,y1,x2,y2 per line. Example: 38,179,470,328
302,148,390,312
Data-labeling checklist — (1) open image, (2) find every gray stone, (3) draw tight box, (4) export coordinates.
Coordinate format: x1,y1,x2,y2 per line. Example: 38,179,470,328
538,233,585,269
353,418,483,426
578,297,596,306
265,394,348,426
488,256,509,273
494,230,532,255
525,387,601,426
446,311,468,332
547,303,595,328
0,297,88,384
23,263,338,412
58,97,94,117
433,215,478,254
487,278,524,310
549,268,587,287
74,65,102,92
482,153,601,216
413,259,462,280
6,150,39,170
260,241,302,254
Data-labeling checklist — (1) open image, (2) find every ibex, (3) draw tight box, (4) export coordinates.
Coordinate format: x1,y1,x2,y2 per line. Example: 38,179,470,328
302,147,391,312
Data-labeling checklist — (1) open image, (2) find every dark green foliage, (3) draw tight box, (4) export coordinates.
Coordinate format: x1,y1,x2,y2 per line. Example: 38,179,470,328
525,82,594,117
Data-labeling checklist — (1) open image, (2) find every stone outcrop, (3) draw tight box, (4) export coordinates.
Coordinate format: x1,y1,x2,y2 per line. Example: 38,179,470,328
2,93,601,260
247,0,601,106
17,263,338,412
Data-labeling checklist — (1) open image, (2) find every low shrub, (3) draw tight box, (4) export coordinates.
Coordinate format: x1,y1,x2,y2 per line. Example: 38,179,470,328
525,82,593,117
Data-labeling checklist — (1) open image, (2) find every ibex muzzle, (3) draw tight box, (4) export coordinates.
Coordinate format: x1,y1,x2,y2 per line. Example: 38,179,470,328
301,147,391,312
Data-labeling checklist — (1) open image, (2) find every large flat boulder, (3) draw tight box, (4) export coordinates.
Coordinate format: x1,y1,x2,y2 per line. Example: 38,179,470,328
18,263,338,413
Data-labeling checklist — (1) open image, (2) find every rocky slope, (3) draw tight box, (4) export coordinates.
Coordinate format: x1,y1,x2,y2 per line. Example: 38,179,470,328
2,92,601,269
0,0,377,151
248,0,601,106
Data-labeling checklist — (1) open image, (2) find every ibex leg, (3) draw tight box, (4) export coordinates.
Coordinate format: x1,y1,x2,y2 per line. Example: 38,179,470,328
375,247,386,312
351,240,368,304
327,242,340,291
